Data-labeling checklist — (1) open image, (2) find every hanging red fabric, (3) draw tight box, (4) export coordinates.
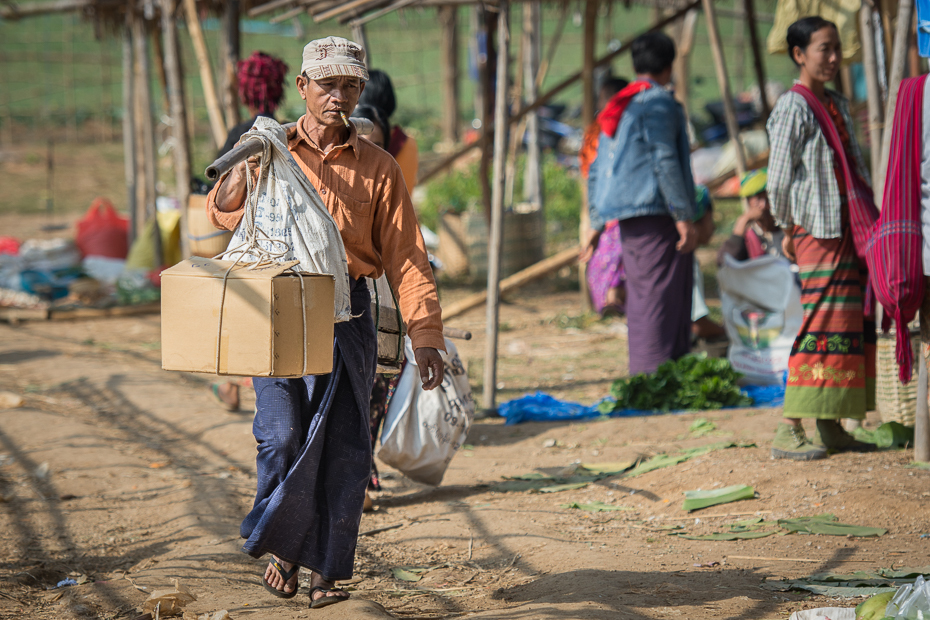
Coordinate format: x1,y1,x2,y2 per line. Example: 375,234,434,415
597,80,653,138
865,75,928,384
789,84,880,307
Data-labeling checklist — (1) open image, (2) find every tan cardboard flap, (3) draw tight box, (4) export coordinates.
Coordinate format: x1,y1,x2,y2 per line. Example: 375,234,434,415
163,258,305,280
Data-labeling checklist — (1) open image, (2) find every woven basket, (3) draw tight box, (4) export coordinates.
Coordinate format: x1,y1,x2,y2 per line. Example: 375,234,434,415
875,331,921,426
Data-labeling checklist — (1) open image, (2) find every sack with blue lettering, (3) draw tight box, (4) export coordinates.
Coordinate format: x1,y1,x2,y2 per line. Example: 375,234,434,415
222,116,352,322
379,337,475,485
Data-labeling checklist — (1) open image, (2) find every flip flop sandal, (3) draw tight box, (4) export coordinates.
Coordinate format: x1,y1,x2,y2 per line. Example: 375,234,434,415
309,586,349,609
262,559,300,599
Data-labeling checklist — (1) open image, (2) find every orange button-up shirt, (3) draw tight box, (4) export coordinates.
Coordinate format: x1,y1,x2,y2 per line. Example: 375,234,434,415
206,116,444,352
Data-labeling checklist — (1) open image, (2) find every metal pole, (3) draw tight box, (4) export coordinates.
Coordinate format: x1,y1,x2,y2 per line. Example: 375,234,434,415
482,0,509,414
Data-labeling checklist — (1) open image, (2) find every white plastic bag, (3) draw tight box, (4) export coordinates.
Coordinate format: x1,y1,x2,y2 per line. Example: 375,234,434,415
222,116,352,322
787,609,855,620
718,253,803,385
378,337,475,486
888,576,930,619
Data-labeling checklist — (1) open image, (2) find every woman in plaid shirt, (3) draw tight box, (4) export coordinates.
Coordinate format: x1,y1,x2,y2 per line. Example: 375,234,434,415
766,17,877,460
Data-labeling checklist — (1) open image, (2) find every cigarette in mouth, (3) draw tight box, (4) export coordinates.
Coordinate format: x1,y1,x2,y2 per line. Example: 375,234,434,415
340,112,351,128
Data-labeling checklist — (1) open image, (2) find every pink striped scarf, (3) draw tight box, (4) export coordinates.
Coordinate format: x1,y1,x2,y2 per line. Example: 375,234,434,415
790,85,880,297
866,75,928,383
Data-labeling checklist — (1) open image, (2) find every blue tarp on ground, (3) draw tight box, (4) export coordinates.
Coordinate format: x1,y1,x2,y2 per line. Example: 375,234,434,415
500,383,786,425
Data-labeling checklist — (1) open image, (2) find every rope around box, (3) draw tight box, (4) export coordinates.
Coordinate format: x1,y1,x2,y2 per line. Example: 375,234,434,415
212,131,308,377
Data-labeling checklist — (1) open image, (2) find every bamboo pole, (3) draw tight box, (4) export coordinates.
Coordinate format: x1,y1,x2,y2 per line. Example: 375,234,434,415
417,0,701,186
876,0,914,206
671,9,698,116
182,0,228,149
162,0,191,259
443,247,579,321
916,352,929,462
580,0,597,311
523,1,542,209
222,0,241,130
744,0,770,120
702,0,746,175
861,5,884,184
482,0,509,414
477,5,494,220
131,13,163,267
439,6,460,145
122,22,137,247
351,22,371,66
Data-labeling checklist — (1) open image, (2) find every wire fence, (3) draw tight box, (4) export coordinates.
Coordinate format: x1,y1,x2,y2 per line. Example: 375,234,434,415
0,0,795,151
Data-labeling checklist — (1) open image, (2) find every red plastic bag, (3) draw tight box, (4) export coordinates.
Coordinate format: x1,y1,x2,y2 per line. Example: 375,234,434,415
75,197,129,259
0,237,20,255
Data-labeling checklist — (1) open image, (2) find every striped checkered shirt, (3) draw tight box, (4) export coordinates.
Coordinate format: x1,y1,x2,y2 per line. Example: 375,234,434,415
766,88,871,239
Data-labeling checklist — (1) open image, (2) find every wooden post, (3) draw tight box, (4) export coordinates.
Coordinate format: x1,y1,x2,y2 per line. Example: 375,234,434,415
580,0,597,310
439,6,460,145
671,9,698,117
476,5,494,220
221,0,241,130
744,0,770,120
182,0,228,149
861,5,884,185
916,351,930,462
351,23,371,67
523,1,542,209
122,22,138,247
131,13,163,266
876,0,914,206
702,0,747,175
909,15,921,77
482,0,509,414
162,0,191,259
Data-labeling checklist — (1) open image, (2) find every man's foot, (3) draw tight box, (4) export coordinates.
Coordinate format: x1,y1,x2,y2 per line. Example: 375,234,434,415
212,382,240,412
262,556,299,599
771,423,827,460
363,491,374,512
812,419,877,453
309,573,350,609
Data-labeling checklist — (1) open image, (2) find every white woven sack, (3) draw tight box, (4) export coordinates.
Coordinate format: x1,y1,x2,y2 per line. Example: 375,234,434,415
378,337,474,486
222,117,352,322
718,253,803,385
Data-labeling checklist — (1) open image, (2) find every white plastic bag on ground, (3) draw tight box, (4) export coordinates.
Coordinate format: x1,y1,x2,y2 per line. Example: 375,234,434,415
378,337,475,486
718,253,803,385
222,116,352,322
788,608,855,620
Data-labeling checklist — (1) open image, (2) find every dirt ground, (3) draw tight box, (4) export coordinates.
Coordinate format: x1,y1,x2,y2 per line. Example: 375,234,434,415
2,216,930,620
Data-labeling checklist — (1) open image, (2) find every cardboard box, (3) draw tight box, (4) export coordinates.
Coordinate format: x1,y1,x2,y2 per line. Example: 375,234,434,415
161,258,334,377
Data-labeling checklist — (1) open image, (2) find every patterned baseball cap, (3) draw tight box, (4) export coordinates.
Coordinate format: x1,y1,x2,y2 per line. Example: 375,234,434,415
301,36,369,81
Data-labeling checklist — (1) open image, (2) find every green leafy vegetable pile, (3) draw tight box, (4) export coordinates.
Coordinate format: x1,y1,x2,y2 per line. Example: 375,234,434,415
598,354,753,413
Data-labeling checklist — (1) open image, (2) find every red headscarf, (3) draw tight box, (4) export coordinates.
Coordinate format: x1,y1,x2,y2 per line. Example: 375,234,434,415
596,80,653,138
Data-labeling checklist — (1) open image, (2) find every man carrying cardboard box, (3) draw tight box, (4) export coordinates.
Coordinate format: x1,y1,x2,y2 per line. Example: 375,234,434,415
206,36,445,609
